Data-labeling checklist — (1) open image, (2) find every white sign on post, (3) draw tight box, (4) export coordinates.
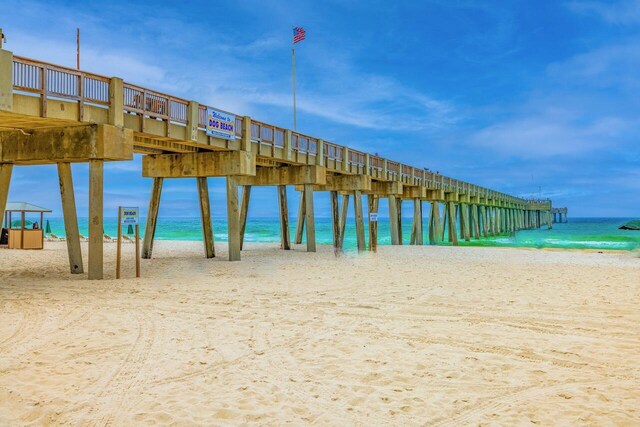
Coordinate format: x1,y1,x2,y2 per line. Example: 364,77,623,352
369,212,378,222
120,207,139,225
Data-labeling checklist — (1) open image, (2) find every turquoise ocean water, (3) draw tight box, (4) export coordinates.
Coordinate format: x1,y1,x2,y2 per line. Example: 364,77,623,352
40,217,640,251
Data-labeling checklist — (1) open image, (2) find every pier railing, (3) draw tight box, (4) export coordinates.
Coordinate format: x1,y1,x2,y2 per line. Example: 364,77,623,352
9,54,550,208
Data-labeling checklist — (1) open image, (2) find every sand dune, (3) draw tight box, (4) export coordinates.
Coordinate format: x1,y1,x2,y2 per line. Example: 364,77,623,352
0,242,638,425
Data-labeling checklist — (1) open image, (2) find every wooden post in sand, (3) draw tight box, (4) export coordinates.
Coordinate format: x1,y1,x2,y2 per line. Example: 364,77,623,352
472,204,480,239
397,198,403,245
277,185,290,250
239,185,251,250
368,195,378,252
142,177,163,259
353,190,366,253
330,190,340,254
460,203,470,242
226,176,241,261
411,198,423,245
197,177,215,259
57,163,83,274
429,201,441,245
116,206,141,279
441,203,448,242
0,164,13,233
303,184,316,252
447,202,458,246
135,224,140,277
480,205,487,237
116,208,122,279
294,193,305,245
88,160,104,280
388,195,400,245
339,194,350,250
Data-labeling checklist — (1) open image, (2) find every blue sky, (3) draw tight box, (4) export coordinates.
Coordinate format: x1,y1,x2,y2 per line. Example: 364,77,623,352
3,0,639,218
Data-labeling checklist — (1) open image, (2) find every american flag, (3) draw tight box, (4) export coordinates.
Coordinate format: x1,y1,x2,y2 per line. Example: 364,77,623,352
293,26,306,44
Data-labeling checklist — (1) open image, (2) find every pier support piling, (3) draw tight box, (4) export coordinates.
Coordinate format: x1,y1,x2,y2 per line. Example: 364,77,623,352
226,176,241,261
411,198,423,245
295,193,305,245
57,163,83,274
354,190,366,252
460,203,470,242
142,177,163,259
303,184,316,252
277,185,290,250
0,164,12,230
330,190,340,254
447,202,459,246
339,194,350,250
396,198,403,245
429,201,441,245
197,177,215,259
239,185,251,250
388,195,400,245
88,160,104,280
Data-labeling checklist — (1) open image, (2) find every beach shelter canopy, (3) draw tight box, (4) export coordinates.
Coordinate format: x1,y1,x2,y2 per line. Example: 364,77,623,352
4,202,52,213
3,202,52,230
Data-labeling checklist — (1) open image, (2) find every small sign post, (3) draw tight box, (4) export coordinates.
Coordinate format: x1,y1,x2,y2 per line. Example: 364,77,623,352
369,212,378,253
116,206,140,279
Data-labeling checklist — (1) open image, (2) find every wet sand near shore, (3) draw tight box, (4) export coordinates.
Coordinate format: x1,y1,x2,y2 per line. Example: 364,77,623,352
1,242,638,425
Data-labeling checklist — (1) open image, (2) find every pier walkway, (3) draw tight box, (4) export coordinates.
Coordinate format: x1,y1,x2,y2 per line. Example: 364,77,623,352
0,48,553,279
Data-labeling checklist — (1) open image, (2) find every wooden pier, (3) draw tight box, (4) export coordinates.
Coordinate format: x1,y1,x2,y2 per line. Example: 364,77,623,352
0,49,554,279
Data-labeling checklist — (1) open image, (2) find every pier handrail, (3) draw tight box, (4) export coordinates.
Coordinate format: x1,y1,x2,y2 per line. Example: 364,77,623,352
9,55,553,207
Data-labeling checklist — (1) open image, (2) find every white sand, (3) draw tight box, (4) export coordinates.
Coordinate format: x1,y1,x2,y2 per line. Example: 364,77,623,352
0,241,639,425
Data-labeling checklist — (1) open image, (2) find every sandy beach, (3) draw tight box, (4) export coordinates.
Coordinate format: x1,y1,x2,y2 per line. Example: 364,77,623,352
0,242,638,425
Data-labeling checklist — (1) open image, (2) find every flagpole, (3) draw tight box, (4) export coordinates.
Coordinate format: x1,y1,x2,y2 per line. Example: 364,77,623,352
292,43,297,131
76,28,80,70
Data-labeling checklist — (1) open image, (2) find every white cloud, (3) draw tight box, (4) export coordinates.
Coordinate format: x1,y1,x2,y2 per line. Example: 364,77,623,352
566,0,640,24
469,112,634,158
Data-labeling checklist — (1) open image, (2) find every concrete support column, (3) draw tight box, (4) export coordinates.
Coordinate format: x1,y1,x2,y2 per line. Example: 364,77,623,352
353,190,366,253
142,177,163,259
57,163,83,274
197,177,215,259
294,192,305,244
330,190,340,254
429,201,441,245
388,195,400,245
460,203,470,241
0,163,13,231
396,198,403,245
447,202,459,246
239,185,251,250
303,184,316,252
88,160,104,280
226,176,241,261
339,194,350,249
411,198,423,245
480,205,488,237
277,185,290,250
